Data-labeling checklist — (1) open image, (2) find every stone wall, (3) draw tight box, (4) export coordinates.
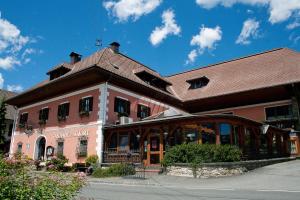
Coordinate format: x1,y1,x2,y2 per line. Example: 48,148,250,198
167,166,246,178
166,157,295,178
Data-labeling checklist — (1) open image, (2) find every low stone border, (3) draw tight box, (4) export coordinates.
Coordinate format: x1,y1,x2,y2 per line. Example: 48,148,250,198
166,157,296,178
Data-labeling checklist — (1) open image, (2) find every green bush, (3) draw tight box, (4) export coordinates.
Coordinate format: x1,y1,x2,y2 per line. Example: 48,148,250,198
92,163,135,178
85,155,98,166
0,154,85,200
46,154,68,171
162,144,242,166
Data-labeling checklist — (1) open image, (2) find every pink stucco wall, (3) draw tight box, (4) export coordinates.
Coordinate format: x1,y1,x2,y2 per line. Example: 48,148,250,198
12,87,100,164
106,87,168,124
203,101,291,122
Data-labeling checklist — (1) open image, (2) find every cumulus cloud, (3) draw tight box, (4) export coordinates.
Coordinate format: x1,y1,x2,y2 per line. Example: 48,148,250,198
0,73,3,89
103,0,162,22
195,0,300,24
236,19,260,44
190,25,222,53
185,25,222,64
0,14,38,69
7,84,23,93
149,9,181,46
0,56,20,70
185,49,197,64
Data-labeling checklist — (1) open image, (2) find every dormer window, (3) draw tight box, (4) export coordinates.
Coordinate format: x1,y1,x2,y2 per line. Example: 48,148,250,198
187,76,209,89
47,64,72,80
135,70,171,92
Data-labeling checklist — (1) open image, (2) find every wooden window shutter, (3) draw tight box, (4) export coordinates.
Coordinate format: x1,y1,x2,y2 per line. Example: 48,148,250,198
39,110,42,120
88,97,93,111
137,105,141,118
126,101,131,116
44,108,49,120
58,105,62,117
66,103,70,116
114,97,119,112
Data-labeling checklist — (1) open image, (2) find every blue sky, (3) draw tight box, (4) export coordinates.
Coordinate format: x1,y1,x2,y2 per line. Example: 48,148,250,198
0,0,299,93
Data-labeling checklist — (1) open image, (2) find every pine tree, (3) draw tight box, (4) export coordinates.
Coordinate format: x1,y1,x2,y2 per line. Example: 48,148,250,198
0,97,7,145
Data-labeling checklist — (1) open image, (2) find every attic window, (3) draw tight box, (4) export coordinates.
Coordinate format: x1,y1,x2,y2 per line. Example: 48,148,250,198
48,66,71,80
135,71,171,92
187,76,209,89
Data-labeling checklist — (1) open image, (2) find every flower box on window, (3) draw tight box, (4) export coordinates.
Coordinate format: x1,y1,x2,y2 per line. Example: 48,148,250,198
18,123,26,129
57,115,67,122
79,110,90,117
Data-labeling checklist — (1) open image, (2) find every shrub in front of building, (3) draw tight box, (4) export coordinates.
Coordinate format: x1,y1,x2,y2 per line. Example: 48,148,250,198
85,155,98,166
162,144,242,166
0,154,85,200
92,163,135,178
46,154,68,171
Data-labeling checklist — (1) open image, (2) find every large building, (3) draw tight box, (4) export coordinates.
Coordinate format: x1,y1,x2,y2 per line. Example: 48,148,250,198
6,43,300,165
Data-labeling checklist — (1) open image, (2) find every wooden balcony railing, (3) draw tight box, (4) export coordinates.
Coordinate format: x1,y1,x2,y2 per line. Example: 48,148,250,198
103,149,141,163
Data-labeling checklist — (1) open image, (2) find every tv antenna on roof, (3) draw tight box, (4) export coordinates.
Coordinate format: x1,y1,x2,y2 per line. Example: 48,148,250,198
95,39,102,50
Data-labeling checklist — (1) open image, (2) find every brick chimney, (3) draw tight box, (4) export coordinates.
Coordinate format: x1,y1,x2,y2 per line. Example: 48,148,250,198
69,52,81,64
109,42,120,53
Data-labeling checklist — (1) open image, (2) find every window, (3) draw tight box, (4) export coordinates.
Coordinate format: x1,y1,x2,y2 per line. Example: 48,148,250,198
39,108,49,123
58,103,70,121
137,104,151,119
56,140,64,155
219,123,231,145
232,126,239,146
114,97,130,117
17,142,22,153
108,133,117,151
79,97,93,115
265,105,292,121
200,123,216,144
78,139,88,157
187,76,209,89
184,129,198,144
119,134,129,151
8,124,13,136
135,71,170,92
19,113,28,127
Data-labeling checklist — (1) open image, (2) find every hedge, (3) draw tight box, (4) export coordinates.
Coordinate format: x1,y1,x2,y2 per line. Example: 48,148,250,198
162,144,242,166
92,163,135,178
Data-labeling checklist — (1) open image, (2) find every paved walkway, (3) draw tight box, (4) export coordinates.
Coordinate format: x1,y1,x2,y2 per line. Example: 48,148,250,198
78,160,300,200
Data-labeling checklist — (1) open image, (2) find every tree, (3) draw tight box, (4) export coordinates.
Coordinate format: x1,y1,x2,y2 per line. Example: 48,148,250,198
0,97,7,146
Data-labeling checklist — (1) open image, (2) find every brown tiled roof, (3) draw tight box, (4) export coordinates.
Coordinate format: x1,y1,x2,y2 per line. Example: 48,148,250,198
166,48,300,101
8,47,300,107
0,89,17,120
46,62,73,74
13,48,176,102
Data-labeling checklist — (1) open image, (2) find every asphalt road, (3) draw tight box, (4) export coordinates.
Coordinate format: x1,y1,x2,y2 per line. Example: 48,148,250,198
78,160,300,200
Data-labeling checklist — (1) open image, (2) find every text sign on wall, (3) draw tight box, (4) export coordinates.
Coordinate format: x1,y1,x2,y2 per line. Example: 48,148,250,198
54,130,89,139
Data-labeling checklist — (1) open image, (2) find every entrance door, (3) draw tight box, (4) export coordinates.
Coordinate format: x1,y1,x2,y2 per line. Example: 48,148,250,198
37,137,46,160
147,133,163,165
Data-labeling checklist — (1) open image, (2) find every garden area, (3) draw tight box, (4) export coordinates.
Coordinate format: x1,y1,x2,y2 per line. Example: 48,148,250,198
0,153,86,200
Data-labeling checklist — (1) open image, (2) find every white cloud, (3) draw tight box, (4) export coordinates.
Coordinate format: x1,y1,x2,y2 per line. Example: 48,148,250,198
0,14,38,69
190,25,222,53
236,19,260,44
287,21,300,29
185,49,198,64
185,25,222,64
0,73,3,89
0,56,20,70
7,84,23,93
149,9,181,46
195,0,300,24
103,0,162,22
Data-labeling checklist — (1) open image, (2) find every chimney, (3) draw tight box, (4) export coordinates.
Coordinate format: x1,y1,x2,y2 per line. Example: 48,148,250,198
109,42,120,53
69,52,81,64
